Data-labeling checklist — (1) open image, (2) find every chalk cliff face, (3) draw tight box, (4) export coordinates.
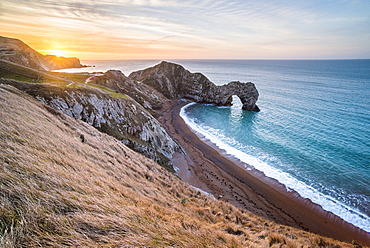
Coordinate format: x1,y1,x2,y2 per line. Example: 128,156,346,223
92,62,260,112
129,61,260,111
1,78,182,170
92,70,167,112
0,36,83,70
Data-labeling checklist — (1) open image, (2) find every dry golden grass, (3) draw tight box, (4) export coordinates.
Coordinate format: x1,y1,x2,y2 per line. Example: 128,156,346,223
0,84,363,247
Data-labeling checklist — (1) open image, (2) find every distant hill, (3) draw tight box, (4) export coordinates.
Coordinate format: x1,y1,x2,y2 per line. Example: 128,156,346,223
0,36,83,70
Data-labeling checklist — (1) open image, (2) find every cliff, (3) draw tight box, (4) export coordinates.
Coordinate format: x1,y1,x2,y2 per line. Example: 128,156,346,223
90,61,260,113
92,70,167,113
129,61,260,111
0,36,83,70
1,78,182,170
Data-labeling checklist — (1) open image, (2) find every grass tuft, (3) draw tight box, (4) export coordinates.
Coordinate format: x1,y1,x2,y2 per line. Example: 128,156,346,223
268,233,286,246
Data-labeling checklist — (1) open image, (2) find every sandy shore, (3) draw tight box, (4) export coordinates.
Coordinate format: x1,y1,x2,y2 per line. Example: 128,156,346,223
159,100,370,246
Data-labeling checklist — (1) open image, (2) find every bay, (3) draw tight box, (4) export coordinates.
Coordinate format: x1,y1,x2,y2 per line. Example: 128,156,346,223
57,59,370,232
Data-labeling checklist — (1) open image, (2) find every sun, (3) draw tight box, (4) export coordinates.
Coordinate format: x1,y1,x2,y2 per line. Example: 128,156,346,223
46,50,67,57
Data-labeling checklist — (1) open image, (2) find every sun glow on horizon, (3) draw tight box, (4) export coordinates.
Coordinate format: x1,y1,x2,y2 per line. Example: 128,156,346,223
43,50,68,57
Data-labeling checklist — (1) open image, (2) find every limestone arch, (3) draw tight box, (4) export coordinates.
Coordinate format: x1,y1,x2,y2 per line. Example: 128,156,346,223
231,94,242,104
220,81,260,111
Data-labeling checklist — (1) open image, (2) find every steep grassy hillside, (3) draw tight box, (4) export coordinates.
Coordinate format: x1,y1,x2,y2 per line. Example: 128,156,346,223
0,76,181,170
0,85,360,247
0,59,71,84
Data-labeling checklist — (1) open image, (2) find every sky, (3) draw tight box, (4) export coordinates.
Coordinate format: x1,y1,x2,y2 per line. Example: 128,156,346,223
1,0,370,60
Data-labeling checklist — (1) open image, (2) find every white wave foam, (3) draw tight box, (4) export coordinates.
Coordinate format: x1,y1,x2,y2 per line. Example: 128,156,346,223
191,186,215,199
180,103,370,232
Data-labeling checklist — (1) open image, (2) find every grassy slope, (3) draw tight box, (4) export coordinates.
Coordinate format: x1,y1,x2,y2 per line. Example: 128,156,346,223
0,86,360,248
0,59,132,101
0,59,72,85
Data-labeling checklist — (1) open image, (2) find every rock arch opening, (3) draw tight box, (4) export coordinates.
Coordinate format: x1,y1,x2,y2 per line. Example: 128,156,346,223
220,81,260,112
231,95,243,108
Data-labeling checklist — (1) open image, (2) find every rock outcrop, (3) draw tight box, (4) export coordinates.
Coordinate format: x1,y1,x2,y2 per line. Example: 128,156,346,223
1,78,182,170
129,61,260,111
219,81,260,111
0,36,83,70
92,70,167,112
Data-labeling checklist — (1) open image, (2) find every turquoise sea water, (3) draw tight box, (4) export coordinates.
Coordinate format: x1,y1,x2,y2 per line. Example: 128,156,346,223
178,60,370,232
58,59,370,232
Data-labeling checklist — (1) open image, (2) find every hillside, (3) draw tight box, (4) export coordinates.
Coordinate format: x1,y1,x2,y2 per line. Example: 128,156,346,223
0,59,182,169
0,36,83,70
1,84,363,247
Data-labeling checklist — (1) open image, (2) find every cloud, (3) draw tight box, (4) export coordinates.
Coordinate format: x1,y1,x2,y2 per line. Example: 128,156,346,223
2,0,370,59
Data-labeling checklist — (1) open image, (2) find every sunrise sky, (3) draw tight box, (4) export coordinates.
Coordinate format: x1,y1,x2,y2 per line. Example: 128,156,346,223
1,0,370,60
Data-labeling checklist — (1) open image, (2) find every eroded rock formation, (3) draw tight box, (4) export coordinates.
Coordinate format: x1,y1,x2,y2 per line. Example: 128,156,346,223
129,61,260,111
90,61,260,113
219,81,260,111
92,70,167,112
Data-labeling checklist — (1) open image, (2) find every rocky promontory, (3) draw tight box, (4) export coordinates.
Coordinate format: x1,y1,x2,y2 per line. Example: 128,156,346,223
0,36,83,70
91,61,260,112
129,61,260,111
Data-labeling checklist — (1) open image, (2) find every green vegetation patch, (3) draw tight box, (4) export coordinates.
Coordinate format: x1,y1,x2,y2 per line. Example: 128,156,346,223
0,68,35,83
0,60,91,86
49,72,90,84
0,60,44,83
0,60,67,85
87,83,130,99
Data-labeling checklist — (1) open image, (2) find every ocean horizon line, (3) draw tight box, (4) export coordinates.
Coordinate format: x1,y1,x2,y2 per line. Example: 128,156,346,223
78,58,370,62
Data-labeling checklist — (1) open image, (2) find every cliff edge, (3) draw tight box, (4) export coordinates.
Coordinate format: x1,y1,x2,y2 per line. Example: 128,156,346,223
0,36,83,70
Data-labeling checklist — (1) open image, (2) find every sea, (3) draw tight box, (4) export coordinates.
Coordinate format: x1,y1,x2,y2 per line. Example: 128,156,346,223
57,59,370,232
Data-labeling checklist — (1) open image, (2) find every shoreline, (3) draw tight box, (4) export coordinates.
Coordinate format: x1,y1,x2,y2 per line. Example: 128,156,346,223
159,99,370,246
